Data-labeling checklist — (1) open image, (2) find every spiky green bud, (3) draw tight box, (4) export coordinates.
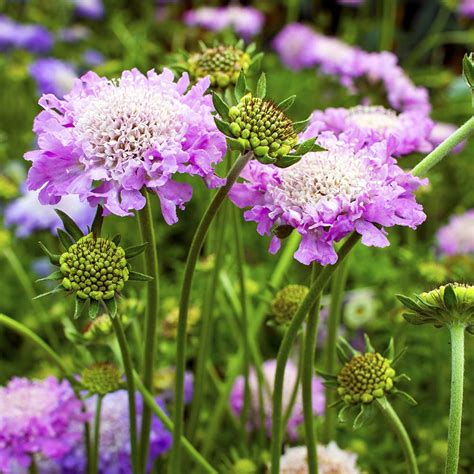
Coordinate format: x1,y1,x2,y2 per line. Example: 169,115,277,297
337,352,396,405
271,284,309,326
59,233,129,301
81,362,122,395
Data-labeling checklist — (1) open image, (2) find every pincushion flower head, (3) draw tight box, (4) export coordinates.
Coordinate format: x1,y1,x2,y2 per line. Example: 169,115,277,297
25,68,226,224
0,376,88,472
306,105,433,156
37,209,152,319
436,209,474,256
230,132,427,265
230,359,325,440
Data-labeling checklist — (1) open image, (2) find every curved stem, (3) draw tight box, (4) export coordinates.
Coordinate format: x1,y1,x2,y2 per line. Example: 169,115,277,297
111,315,139,474
445,324,465,474
137,193,160,473
411,117,474,177
133,372,218,474
91,395,103,474
302,263,321,474
375,398,419,474
322,258,350,443
270,233,360,474
170,152,253,473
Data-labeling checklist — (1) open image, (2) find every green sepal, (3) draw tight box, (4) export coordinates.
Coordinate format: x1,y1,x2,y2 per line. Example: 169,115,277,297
244,41,255,54
57,228,74,250
89,299,100,320
338,404,352,423
227,137,246,152
391,346,407,368
384,337,395,360
402,312,436,325
36,270,63,283
234,71,247,102
394,373,411,383
91,205,104,236
255,154,277,165
364,333,375,353
322,379,339,388
38,241,60,265
214,117,233,136
462,53,474,88
393,389,417,406
443,284,457,310
277,95,296,112
124,243,148,259
316,369,338,381
293,116,310,132
224,87,236,107
129,270,154,282
337,337,358,363
55,210,84,242
353,402,376,430
112,234,121,245
328,398,344,409
104,297,117,318
74,297,87,320
256,72,266,99
274,155,302,169
247,52,264,76
396,294,421,312
198,40,207,52
295,137,316,155
212,92,230,120
33,285,64,300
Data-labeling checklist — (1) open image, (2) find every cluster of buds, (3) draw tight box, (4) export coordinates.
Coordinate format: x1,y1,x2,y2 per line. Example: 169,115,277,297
271,284,309,326
398,283,474,332
81,362,122,396
36,208,152,319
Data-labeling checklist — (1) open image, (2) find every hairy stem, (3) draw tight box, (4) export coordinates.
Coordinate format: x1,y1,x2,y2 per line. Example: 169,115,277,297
90,395,103,474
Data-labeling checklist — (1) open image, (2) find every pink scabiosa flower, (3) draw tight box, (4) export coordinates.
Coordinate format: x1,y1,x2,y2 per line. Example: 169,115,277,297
230,132,427,265
436,210,474,257
459,0,474,18
29,58,77,98
306,105,433,156
0,377,88,472
429,121,466,154
25,68,226,223
230,359,325,440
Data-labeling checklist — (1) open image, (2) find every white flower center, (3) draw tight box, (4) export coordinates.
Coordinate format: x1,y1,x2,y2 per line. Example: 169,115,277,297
74,82,186,178
346,105,399,133
271,147,370,207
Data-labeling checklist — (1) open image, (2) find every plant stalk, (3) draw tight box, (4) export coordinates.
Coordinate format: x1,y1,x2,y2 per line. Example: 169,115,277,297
90,395,103,474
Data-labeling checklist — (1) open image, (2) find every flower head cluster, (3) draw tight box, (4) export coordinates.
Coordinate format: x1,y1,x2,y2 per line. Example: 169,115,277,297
25,68,226,223
271,284,309,326
4,187,95,238
306,105,433,156
0,15,53,53
230,359,325,440
279,442,360,474
72,0,104,20
29,58,77,98
230,133,427,265
436,210,474,256
0,377,88,472
81,362,122,395
184,6,264,40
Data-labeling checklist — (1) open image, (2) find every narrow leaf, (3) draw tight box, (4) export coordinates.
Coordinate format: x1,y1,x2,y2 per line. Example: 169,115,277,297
277,95,296,112
234,71,247,102
55,210,83,242
36,270,63,283
91,205,104,236
338,404,351,423
74,297,86,320
104,297,117,318
394,390,417,406
214,118,233,136
244,41,255,54
247,52,263,76
212,92,230,120
353,403,375,430
256,72,266,99
396,294,421,312
112,234,121,245
384,337,395,360
443,285,457,310
38,241,60,265
125,243,148,259
364,333,375,353
33,285,64,300
274,155,302,169
129,271,154,282
293,116,310,133
391,347,408,368
57,229,74,250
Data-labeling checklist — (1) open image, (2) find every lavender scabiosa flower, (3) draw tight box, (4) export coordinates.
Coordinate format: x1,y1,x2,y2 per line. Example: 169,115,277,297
436,210,474,256
306,105,433,156
72,0,104,20
279,442,361,473
459,0,474,18
230,359,325,440
25,68,226,223
0,377,87,472
429,121,466,154
0,15,53,53
230,132,427,265
4,187,95,238
82,49,105,67
29,58,77,98
154,368,194,405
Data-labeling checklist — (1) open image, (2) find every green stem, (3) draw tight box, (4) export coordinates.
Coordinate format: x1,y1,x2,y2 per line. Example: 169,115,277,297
138,193,160,473
170,151,252,473
322,258,350,443
111,315,139,474
379,0,396,51
91,395,103,474
29,457,38,474
133,372,218,474
375,398,419,474
270,233,360,474
411,117,474,177
445,324,465,474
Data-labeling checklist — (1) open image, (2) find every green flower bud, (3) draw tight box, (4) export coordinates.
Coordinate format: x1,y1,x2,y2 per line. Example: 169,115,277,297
81,362,122,395
231,459,258,474
82,314,113,340
59,233,129,301
271,284,309,326
337,352,396,405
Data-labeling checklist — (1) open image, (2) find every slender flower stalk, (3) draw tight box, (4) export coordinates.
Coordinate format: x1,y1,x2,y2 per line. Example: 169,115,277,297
446,324,465,474
90,395,103,474
170,151,253,473
138,193,160,472
270,233,360,474
375,398,419,474
322,257,350,442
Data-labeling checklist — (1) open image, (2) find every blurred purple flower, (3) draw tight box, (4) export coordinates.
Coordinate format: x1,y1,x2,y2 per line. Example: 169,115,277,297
0,15,53,53
429,121,465,154
4,186,95,238
230,359,325,440
436,210,474,256
459,0,474,18
82,49,105,67
338,0,364,5
58,25,91,43
29,58,77,98
72,0,104,20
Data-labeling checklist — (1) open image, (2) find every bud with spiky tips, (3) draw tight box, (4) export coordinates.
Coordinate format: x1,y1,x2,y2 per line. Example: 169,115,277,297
212,71,324,167
36,207,153,320
81,362,123,396
271,284,309,326
397,283,474,333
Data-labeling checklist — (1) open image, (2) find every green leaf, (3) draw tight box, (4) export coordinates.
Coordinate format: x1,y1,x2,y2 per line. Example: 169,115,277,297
129,271,154,282
394,390,417,406
124,243,148,259
214,118,233,136
212,92,230,120
38,241,60,265
247,52,264,76
338,404,351,423
224,87,235,106
55,210,84,242
244,41,255,54
256,72,266,99
112,234,121,245
36,270,63,283
74,297,87,320
384,337,395,360
33,285,64,300
295,137,317,155
315,369,337,381
364,333,375,353
353,403,375,430
89,299,100,320
234,71,247,102
337,337,358,363
277,95,296,112
402,312,426,325
57,229,74,250
396,294,421,312
394,373,411,383
91,205,104,236
443,285,457,310
391,347,408,368
104,297,117,318
227,137,246,152
274,155,301,168
255,154,276,165
198,40,207,52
